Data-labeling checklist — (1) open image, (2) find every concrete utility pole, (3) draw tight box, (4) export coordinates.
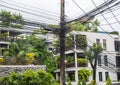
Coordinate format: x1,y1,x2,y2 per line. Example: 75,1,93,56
60,0,66,85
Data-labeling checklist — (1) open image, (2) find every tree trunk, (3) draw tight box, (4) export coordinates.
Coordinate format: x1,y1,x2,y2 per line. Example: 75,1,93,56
93,68,96,82
16,57,21,65
93,54,98,85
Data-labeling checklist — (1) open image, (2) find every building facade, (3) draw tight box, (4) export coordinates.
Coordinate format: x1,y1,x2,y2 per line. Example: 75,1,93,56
55,31,120,85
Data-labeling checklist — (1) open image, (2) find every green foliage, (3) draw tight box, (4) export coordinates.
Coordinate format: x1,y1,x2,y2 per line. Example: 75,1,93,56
110,31,119,35
88,80,96,85
84,43,103,83
48,24,59,29
67,78,72,85
78,68,91,81
0,10,24,28
77,58,87,64
90,19,100,32
65,35,74,49
85,43,103,61
3,42,27,64
0,70,60,85
0,10,11,26
68,20,100,32
81,79,86,85
10,24,23,29
78,79,82,85
69,21,88,31
76,35,87,49
66,56,74,64
0,32,8,41
90,43,103,54
3,34,53,67
33,29,48,34
106,76,111,85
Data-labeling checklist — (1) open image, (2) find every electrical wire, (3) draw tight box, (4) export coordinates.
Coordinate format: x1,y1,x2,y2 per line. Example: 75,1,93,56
0,0,60,19
0,3,60,22
4,0,60,16
91,0,117,32
67,0,119,23
103,0,120,26
66,32,116,71
71,0,86,14
69,31,117,62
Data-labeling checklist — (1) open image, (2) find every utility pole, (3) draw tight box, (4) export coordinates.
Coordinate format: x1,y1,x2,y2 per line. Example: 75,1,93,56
60,0,66,85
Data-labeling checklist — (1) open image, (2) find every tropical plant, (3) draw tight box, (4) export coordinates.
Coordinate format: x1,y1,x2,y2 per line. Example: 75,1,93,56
78,79,82,85
0,70,60,85
76,35,87,49
106,76,111,85
0,10,24,28
84,43,103,84
19,34,56,73
68,20,100,32
67,78,72,85
3,42,32,65
77,58,87,64
88,80,96,85
78,68,91,81
0,10,11,26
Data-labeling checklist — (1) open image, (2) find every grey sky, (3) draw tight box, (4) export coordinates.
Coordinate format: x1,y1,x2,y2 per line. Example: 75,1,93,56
0,0,120,32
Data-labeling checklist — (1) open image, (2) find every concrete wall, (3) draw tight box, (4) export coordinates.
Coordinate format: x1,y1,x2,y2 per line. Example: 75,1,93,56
0,65,46,77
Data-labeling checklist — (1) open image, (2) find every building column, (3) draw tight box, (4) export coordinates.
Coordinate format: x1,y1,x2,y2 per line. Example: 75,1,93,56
75,70,78,83
56,73,59,81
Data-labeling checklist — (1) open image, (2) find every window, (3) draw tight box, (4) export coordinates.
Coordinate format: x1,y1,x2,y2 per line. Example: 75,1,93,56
99,72,103,81
67,71,75,81
103,39,107,50
114,41,120,51
116,55,120,67
98,55,101,66
105,72,109,81
104,55,108,66
96,39,100,45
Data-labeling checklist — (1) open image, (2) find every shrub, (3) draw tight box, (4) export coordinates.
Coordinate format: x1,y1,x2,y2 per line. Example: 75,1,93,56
106,76,111,85
0,70,59,85
0,58,4,65
67,78,72,85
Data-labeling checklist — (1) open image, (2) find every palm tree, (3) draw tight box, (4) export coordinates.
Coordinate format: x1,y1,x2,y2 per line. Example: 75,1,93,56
3,42,28,64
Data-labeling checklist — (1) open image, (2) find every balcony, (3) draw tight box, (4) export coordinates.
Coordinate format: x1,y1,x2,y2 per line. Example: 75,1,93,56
77,58,88,67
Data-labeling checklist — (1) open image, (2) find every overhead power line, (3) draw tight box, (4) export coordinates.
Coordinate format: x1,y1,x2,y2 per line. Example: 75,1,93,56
67,0,119,23
4,0,60,16
0,0,60,18
71,0,86,14
91,0,117,32
103,0,120,25
0,3,60,22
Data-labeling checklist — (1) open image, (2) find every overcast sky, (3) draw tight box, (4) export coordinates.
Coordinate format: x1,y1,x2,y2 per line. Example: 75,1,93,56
0,0,105,23
0,0,120,33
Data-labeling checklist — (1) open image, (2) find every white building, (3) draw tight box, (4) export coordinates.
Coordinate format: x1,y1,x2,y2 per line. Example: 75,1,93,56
55,31,120,85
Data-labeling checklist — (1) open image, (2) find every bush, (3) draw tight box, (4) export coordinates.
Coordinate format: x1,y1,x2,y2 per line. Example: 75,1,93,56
67,78,72,85
106,76,111,85
0,70,59,85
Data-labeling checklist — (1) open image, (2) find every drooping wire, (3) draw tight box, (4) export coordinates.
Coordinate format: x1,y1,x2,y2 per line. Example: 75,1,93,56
71,0,86,14
103,0,120,25
0,3,60,22
91,0,117,32
3,0,60,16
68,0,119,23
